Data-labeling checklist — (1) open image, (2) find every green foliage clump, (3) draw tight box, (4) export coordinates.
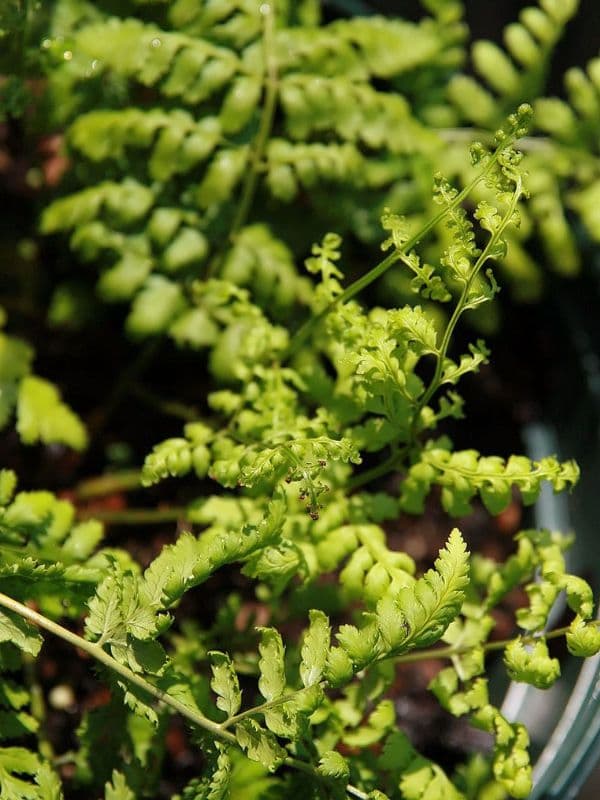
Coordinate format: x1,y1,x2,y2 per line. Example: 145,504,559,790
0,3,598,800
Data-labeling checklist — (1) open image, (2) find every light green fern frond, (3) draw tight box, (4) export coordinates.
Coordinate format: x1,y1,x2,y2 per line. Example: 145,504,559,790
399,447,579,516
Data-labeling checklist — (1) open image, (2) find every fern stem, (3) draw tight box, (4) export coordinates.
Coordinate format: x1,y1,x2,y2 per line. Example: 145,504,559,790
348,444,408,491
208,1,279,278
230,3,278,237
220,681,327,730
74,470,143,500
287,145,503,359
0,591,236,744
345,786,371,800
390,619,600,666
77,507,186,524
0,592,369,799
287,249,399,358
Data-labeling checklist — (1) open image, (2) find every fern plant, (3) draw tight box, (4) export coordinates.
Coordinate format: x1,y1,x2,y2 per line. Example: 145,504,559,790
0,2,599,799
1,100,599,799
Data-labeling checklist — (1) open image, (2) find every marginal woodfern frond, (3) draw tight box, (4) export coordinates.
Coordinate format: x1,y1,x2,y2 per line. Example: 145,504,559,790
399,447,579,516
41,0,465,354
392,527,470,650
448,0,579,128
0,324,87,450
329,529,469,675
